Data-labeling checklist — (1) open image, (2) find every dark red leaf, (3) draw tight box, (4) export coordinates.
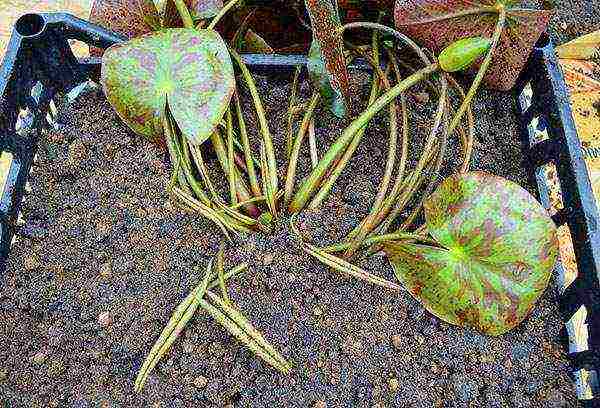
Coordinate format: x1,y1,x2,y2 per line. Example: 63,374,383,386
394,0,553,90
163,0,223,28
89,0,159,56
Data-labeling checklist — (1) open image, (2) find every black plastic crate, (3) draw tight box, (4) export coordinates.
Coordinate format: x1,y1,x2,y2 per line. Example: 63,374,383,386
0,12,598,405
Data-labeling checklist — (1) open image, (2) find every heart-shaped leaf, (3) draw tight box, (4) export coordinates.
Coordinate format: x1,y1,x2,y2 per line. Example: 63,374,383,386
305,0,351,118
163,0,223,27
394,0,553,90
101,28,235,145
89,0,160,56
385,172,558,336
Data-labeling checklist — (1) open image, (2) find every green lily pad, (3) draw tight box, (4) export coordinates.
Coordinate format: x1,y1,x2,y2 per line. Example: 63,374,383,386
101,28,235,145
384,172,558,336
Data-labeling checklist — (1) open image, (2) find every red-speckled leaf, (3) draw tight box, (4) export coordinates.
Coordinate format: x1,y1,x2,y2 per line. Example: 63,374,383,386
394,0,553,90
163,0,223,27
101,28,235,145
89,0,159,56
384,172,558,336
305,0,351,118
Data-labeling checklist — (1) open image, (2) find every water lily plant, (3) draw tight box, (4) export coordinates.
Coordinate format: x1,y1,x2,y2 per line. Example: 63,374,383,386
89,0,560,387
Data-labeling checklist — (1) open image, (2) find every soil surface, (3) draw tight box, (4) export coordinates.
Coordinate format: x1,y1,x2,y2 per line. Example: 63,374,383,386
547,0,600,45
1,62,576,408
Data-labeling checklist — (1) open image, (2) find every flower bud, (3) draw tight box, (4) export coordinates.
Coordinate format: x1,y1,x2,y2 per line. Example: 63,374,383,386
439,37,492,73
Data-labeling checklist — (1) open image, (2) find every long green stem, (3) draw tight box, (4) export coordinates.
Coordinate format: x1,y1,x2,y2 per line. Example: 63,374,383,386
215,200,260,229
189,144,221,202
375,142,441,235
233,90,261,198
446,75,475,173
210,129,259,217
341,49,399,257
199,297,290,373
171,186,246,237
229,48,278,216
135,263,213,392
374,81,448,234
170,126,214,208
216,244,231,306
207,0,240,30
286,66,302,159
398,6,498,26
308,118,318,169
204,291,291,371
163,113,191,194
302,23,439,211
284,91,320,206
259,142,275,221
399,108,450,232
303,243,403,291
322,232,434,253
369,48,410,226
226,109,237,205
289,63,440,213
135,261,248,392
447,6,506,135
172,0,194,28
341,22,433,66
307,36,382,210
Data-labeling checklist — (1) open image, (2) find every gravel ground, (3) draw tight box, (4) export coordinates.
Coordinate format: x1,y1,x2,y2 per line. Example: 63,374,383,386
0,66,576,407
547,0,600,45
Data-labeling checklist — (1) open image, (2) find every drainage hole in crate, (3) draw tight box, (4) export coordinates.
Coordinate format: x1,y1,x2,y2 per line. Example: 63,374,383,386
15,13,45,37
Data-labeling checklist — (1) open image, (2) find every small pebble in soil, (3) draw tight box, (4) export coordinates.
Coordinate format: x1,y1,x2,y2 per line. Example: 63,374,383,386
413,91,430,104
388,377,400,393
313,305,324,317
193,376,208,389
32,352,47,365
23,254,41,270
391,334,403,350
262,253,274,266
98,312,112,327
67,139,87,166
99,262,112,278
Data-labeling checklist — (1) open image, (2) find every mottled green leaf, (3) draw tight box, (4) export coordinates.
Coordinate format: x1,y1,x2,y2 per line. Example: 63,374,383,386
305,0,351,118
384,172,558,336
163,0,223,27
101,28,235,145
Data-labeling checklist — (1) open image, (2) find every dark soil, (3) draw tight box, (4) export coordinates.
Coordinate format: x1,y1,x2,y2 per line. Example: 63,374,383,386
0,59,576,408
547,0,600,45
